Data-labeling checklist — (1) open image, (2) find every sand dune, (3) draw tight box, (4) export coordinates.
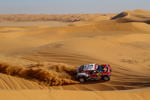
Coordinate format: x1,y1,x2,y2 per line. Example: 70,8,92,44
111,9,150,24
0,20,149,55
0,10,150,100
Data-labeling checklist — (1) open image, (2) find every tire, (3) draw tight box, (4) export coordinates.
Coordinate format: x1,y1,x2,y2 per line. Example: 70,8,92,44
78,77,86,83
102,76,110,81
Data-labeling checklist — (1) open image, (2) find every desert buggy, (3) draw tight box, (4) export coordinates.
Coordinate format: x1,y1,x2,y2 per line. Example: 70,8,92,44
76,64,112,83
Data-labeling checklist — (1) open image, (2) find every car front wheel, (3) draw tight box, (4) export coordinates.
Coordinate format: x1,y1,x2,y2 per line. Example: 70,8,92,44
78,77,86,83
102,76,110,81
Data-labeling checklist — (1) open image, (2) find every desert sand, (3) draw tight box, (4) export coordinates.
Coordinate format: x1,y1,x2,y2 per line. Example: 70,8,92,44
0,9,150,100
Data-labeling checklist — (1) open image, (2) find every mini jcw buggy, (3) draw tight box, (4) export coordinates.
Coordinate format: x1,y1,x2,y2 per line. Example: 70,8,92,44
76,64,112,83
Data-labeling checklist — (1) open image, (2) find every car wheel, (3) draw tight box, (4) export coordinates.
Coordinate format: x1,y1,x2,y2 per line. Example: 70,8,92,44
78,77,86,83
102,76,110,81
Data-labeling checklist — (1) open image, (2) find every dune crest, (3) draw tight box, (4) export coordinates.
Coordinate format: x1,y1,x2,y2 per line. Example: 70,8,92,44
111,10,150,24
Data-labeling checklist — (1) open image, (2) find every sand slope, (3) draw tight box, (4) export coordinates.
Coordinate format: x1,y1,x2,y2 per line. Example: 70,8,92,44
0,89,150,100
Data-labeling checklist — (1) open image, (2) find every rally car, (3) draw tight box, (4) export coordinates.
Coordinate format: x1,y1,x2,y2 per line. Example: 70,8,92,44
76,64,112,83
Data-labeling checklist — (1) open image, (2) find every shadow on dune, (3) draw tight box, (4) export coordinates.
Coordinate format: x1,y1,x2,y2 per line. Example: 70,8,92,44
79,80,107,85
111,12,128,20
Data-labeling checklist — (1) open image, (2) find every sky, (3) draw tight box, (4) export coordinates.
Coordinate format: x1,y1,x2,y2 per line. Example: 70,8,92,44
0,0,149,14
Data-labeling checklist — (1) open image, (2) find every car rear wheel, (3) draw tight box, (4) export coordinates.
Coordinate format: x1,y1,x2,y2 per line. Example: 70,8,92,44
78,77,86,83
102,76,110,81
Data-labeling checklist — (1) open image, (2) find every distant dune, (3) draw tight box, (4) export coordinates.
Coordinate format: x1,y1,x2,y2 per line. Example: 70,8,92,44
0,14,109,22
111,9,150,24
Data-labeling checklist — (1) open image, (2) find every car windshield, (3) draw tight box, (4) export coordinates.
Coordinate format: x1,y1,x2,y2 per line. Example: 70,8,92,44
78,64,95,71
84,64,94,70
